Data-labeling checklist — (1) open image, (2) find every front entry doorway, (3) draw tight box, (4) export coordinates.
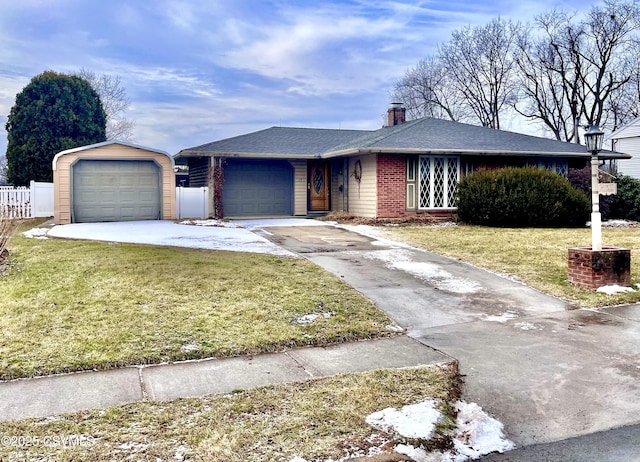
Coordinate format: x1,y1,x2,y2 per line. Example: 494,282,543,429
308,161,330,211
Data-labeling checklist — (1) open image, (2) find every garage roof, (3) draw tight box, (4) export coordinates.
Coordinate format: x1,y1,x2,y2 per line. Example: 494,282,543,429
176,117,629,160
53,140,174,170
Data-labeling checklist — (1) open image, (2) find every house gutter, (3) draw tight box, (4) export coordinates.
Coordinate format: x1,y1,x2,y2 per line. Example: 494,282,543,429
175,147,630,161
320,147,630,160
175,150,316,160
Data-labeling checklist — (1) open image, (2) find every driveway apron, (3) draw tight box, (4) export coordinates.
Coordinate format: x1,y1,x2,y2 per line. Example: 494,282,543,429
254,223,640,448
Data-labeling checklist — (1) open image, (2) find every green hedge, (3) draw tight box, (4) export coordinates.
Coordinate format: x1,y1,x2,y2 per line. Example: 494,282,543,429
609,174,640,221
456,167,590,227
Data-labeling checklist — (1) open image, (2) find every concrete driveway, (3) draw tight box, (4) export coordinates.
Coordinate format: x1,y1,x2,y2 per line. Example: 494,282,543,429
251,221,640,449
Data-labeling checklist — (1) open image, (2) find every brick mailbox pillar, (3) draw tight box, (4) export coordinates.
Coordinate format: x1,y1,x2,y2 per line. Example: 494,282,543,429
568,247,631,290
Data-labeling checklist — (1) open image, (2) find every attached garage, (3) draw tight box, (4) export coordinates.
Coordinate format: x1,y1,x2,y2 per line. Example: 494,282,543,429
223,159,293,217
53,141,176,224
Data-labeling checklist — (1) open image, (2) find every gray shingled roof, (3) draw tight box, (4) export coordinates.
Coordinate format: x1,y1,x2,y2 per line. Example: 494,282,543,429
176,117,628,159
179,127,368,157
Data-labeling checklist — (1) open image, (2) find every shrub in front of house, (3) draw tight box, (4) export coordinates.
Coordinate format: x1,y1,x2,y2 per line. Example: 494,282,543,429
609,174,640,222
456,167,590,227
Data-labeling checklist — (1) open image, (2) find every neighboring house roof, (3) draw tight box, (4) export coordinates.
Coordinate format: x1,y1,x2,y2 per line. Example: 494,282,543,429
53,140,174,170
608,117,640,141
177,117,629,160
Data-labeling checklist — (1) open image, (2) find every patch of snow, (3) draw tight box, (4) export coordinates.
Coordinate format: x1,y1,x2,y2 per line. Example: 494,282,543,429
173,445,188,461
363,249,481,294
596,285,636,295
22,227,50,239
434,278,482,295
602,220,636,227
180,343,201,352
385,324,405,332
483,312,518,323
365,399,513,462
290,312,335,324
423,221,458,228
392,260,448,279
449,401,514,460
180,219,240,228
238,218,335,230
514,322,541,331
359,248,412,265
396,444,435,461
46,221,297,257
366,400,441,439
34,415,60,426
291,400,513,461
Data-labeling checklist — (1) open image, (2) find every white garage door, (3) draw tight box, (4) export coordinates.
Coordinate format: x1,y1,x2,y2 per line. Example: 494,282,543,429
72,160,161,222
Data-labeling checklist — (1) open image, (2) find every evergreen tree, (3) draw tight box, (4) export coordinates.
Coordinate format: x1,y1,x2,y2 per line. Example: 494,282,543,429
5,71,106,185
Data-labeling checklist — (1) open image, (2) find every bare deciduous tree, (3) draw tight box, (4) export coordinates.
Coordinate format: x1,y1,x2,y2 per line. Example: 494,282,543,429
584,0,640,127
392,56,461,122
438,17,521,129
607,47,640,128
515,0,640,141
514,10,584,142
75,69,134,141
394,0,640,141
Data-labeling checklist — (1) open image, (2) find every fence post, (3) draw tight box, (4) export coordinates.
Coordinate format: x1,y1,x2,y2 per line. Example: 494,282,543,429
202,187,209,219
176,186,182,219
29,180,36,219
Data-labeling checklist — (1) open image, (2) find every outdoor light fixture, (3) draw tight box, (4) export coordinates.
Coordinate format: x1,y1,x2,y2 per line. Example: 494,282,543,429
584,125,605,251
584,125,604,153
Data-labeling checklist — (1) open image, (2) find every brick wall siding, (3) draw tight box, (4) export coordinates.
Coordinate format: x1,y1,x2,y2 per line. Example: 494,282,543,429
568,247,631,290
376,153,457,219
376,154,407,217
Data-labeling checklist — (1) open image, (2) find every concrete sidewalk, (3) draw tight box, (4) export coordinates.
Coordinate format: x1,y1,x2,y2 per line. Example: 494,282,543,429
0,336,450,422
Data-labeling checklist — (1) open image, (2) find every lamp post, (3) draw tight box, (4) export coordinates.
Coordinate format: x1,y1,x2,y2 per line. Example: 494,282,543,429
584,125,605,251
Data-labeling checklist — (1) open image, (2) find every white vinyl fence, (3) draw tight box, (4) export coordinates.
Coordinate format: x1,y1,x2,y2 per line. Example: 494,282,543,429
176,186,209,219
0,181,54,219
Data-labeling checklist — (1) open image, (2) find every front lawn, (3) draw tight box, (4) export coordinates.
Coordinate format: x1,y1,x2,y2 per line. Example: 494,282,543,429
382,224,640,307
0,228,394,380
0,366,461,462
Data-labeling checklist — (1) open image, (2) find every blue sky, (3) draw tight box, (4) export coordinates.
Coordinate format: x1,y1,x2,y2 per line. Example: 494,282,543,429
0,0,588,157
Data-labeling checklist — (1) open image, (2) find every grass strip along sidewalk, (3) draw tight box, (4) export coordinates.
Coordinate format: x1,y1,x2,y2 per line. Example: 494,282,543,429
0,366,468,461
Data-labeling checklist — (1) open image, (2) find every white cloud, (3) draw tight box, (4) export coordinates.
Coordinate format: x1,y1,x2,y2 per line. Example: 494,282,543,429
217,4,412,95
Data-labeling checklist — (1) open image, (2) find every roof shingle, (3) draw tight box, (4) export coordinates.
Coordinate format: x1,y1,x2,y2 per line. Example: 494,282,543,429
176,117,628,159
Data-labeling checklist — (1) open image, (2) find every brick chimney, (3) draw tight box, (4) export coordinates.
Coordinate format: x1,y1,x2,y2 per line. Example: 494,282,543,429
387,102,406,126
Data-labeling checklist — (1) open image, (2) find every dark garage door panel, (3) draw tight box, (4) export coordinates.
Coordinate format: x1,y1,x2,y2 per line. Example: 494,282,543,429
223,160,293,217
73,160,161,222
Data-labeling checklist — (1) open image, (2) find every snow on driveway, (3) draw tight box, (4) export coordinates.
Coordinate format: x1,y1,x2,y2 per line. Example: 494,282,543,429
43,220,298,257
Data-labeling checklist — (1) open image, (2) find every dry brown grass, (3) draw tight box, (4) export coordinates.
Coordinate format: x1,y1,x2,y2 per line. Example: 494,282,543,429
0,365,461,462
0,229,394,379
380,223,640,307
0,214,18,265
